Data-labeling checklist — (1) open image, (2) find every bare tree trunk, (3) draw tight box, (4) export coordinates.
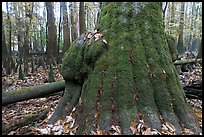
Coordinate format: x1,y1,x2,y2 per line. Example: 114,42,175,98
73,2,78,40
23,2,34,76
6,2,12,60
79,2,86,35
58,2,62,62
170,2,175,24
45,2,58,63
5,2,12,74
196,40,202,59
177,2,185,55
2,15,10,74
188,2,195,52
96,2,103,24
62,2,71,55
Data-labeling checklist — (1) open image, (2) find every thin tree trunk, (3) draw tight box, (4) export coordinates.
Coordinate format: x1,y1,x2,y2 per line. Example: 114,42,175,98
45,2,58,63
70,2,74,42
79,2,86,35
2,15,10,74
62,2,71,55
177,2,185,55
73,2,78,40
6,2,12,74
6,2,12,60
96,2,103,24
196,40,202,59
58,2,62,62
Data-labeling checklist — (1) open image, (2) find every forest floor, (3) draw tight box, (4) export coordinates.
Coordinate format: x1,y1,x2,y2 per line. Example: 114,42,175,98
2,64,202,135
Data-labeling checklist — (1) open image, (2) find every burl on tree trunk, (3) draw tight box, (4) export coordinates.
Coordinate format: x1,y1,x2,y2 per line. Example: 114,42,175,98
49,2,201,135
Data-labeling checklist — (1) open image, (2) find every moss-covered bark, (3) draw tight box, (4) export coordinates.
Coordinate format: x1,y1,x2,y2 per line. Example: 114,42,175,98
59,2,201,135
2,80,65,106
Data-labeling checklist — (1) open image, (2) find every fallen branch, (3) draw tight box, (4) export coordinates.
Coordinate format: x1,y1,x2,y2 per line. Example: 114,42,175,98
2,80,65,106
173,58,202,65
2,108,49,135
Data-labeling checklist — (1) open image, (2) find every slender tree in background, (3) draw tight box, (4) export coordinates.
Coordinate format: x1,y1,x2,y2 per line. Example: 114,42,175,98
2,13,11,75
23,2,34,76
73,2,78,40
177,2,185,55
62,2,71,55
188,2,195,52
191,3,200,52
183,2,189,49
170,2,175,24
162,2,168,24
13,3,23,73
70,2,74,42
58,2,62,61
96,2,103,24
196,40,202,59
79,2,86,35
45,2,58,63
49,2,201,135
32,3,40,53
5,2,12,74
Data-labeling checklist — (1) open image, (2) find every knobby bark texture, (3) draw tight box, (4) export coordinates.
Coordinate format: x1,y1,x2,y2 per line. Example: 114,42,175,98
56,2,201,135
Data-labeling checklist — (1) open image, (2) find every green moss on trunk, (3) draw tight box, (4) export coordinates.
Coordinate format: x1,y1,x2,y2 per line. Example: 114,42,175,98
60,2,201,135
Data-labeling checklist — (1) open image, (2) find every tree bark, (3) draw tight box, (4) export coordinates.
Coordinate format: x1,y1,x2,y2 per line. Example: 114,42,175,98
2,81,65,106
177,2,185,55
62,2,71,55
6,2,12,74
2,14,10,69
57,2,62,62
79,2,86,35
73,2,78,40
196,40,202,59
53,2,201,135
45,2,58,63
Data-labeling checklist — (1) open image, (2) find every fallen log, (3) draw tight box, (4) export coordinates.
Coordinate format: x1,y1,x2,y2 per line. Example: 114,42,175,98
173,58,202,65
2,108,49,135
2,80,65,106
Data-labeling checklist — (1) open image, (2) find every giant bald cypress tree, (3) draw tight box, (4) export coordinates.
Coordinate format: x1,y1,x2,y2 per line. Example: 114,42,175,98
49,2,201,135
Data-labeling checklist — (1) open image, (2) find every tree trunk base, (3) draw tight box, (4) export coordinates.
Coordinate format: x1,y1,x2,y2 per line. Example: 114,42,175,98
48,81,81,124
